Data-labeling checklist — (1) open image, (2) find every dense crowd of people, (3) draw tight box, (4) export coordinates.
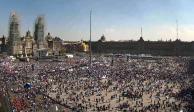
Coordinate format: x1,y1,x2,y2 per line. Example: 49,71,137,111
0,55,194,112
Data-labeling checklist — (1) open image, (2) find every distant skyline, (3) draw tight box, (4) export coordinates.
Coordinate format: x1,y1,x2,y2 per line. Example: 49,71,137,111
1,0,194,41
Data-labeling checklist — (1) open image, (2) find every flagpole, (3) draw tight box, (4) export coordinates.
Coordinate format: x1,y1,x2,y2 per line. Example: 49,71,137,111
89,10,92,68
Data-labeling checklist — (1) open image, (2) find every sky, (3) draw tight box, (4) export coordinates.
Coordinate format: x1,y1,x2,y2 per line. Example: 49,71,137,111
1,0,194,41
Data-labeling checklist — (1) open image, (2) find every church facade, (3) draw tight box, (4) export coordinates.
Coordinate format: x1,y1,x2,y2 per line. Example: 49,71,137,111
5,12,63,57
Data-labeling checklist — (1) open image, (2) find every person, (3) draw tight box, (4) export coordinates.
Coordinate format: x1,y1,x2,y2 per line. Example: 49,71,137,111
0,56,193,111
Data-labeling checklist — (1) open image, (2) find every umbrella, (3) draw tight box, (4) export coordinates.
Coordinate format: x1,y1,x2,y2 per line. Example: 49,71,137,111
24,83,32,89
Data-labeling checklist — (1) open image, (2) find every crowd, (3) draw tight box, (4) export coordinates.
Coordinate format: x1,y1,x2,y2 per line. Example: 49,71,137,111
0,55,194,112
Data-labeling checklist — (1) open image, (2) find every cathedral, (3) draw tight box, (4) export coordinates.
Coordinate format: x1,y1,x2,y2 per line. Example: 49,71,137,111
6,12,60,57
0,12,89,57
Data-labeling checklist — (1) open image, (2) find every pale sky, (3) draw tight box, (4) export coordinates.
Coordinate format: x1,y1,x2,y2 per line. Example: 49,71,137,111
0,0,194,41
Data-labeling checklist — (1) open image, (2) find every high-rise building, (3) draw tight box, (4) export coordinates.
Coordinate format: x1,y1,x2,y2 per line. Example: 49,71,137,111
34,16,45,49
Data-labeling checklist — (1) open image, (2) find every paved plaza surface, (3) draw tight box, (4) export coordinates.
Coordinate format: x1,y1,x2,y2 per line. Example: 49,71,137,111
0,55,194,112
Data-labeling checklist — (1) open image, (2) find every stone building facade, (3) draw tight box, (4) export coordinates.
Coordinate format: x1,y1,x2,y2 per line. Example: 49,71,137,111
0,35,7,53
3,12,89,57
63,40,89,53
5,12,64,57
21,31,37,57
45,33,63,56
8,12,22,55
34,16,47,49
